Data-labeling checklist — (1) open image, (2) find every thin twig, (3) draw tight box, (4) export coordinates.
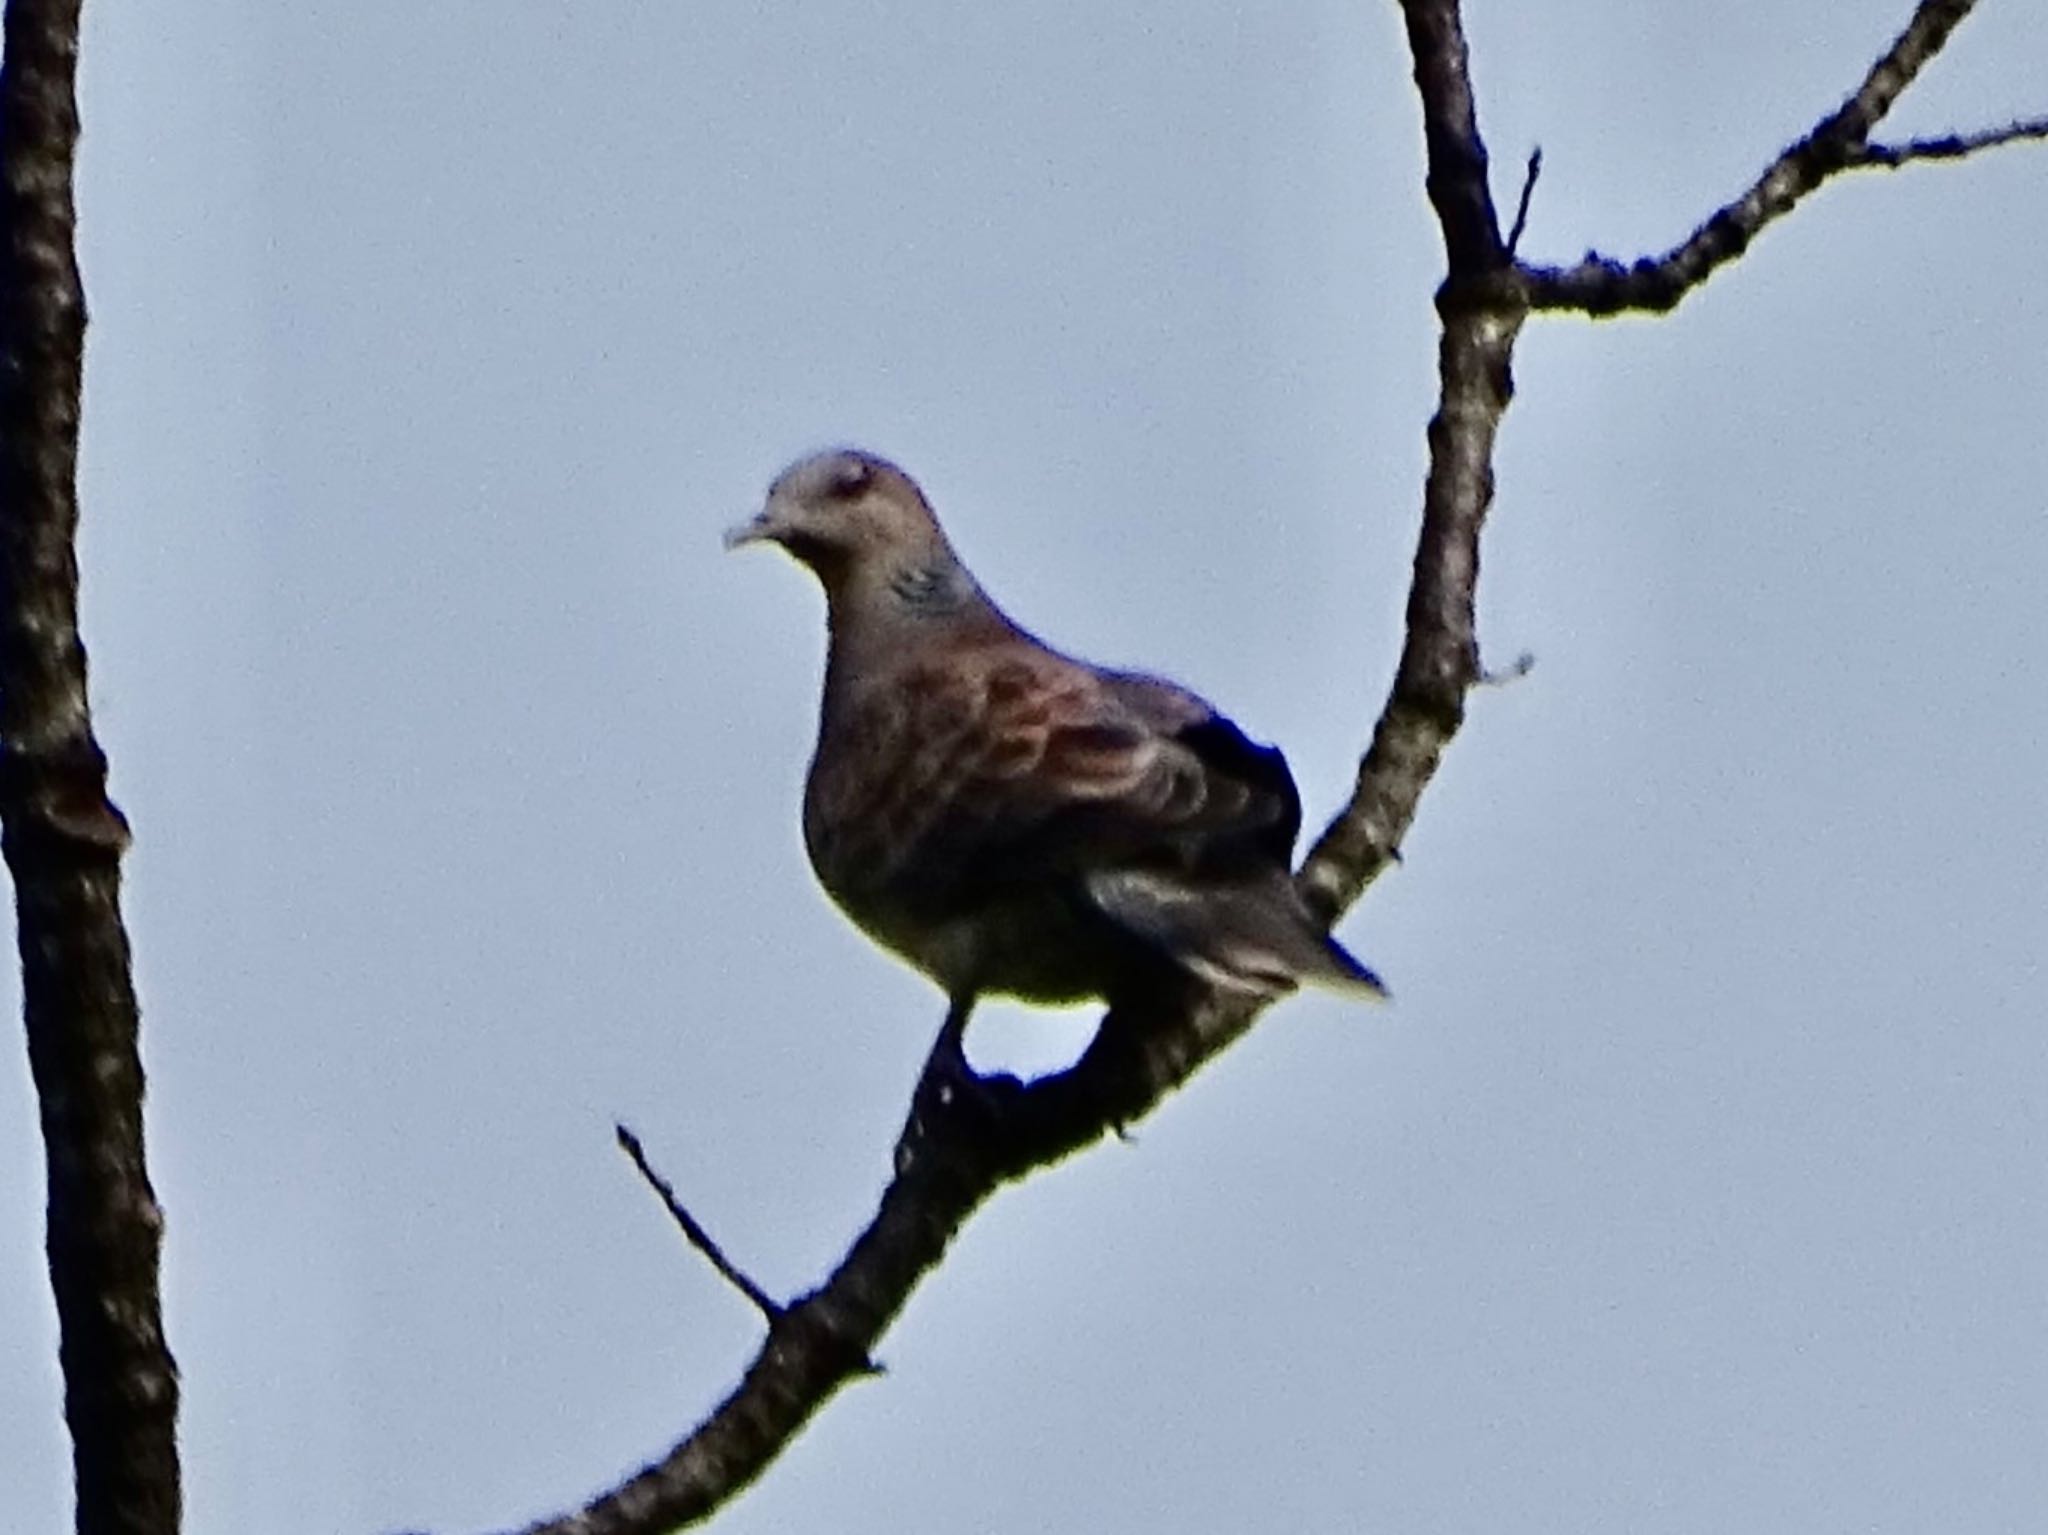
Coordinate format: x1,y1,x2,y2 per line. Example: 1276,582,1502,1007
1506,147,1542,256
1852,113,2048,167
617,1125,783,1326
1476,650,1536,688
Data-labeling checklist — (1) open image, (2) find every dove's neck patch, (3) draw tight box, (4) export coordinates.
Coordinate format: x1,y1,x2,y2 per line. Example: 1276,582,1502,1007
888,561,975,616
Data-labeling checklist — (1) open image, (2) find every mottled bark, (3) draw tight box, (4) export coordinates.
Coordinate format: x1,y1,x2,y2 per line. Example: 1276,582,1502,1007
0,0,180,1531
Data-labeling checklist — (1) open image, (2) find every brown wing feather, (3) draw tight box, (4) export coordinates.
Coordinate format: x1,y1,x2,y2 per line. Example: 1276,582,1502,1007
805,645,1296,915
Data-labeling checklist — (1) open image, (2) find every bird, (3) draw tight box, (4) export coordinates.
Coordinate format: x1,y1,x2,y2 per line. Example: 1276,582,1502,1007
726,447,1385,1063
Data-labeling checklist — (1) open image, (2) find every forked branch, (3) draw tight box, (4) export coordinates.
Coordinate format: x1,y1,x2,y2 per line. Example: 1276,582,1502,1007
1521,0,2043,315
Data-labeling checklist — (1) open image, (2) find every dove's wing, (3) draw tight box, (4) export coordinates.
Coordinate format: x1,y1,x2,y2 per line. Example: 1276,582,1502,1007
804,646,1300,910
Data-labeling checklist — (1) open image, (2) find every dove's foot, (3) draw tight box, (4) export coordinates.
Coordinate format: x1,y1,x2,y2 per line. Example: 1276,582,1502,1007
894,996,1025,1171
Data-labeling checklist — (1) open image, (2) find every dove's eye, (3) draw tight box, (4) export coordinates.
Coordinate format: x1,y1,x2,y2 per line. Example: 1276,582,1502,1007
825,459,873,500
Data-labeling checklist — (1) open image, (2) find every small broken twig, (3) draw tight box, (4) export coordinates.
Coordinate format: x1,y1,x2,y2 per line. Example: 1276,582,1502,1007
1506,146,1542,255
1477,649,1536,687
617,1124,783,1325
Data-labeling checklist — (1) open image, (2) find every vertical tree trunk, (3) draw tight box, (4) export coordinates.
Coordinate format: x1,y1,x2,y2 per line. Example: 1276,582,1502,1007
0,1,180,1530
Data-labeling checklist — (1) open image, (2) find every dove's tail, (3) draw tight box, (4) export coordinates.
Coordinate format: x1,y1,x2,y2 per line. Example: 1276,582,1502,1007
1085,868,1388,1003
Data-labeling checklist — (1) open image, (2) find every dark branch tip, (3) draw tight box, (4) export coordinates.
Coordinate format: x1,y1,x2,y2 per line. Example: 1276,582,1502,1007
1506,145,1543,256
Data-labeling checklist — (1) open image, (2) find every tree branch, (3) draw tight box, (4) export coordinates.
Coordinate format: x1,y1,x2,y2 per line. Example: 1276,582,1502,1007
1505,147,1542,257
464,2,2038,1531
617,1125,788,1332
1521,0,2034,315
0,0,180,1532
1851,113,2048,167
1301,0,1521,923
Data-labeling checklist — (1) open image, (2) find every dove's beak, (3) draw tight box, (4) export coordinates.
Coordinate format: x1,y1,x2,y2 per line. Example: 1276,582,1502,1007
722,512,776,551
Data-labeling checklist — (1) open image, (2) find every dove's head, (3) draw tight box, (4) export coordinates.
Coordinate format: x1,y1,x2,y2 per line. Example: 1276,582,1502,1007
728,449,977,612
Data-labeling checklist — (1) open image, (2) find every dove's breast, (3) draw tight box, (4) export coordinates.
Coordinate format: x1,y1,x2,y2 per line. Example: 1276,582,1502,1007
802,739,1128,1002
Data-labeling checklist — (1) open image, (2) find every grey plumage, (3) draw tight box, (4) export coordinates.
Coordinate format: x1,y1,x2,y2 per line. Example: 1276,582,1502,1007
727,447,1385,1041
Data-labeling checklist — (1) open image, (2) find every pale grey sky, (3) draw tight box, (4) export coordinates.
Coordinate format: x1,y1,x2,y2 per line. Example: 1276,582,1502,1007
4,3,2045,1532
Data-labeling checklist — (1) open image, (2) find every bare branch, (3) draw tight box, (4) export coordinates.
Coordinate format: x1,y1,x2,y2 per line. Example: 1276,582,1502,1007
1851,114,2048,167
617,1126,787,1330
1506,147,1542,257
1522,0,2013,315
1395,0,1505,269
1300,0,1521,922
0,0,180,1531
